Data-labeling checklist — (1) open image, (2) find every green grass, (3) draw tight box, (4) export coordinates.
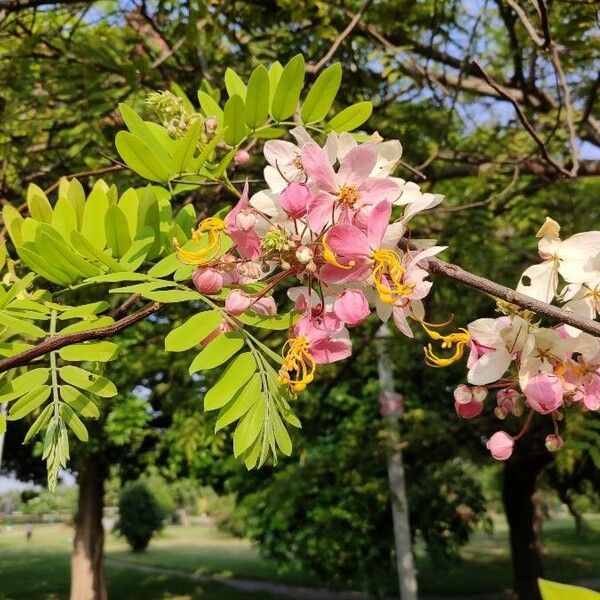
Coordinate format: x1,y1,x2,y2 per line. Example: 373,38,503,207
0,514,599,598
416,514,600,596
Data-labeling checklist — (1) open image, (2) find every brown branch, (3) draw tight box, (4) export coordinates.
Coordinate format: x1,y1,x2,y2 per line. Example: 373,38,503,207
44,164,125,194
0,301,162,373
306,0,373,75
504,0,545,47
471,61,573,178
403,245,600,337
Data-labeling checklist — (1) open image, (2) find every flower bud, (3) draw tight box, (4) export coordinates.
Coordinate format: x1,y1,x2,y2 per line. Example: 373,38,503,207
295,245,314,264
279,182,311,219
486,431,514,461
525,372,563,414
545,434,564,452
192,267,223,295
453,384,486,419
234,149,251,166
225,290,252,315
333,289,370,327
252,296,277,316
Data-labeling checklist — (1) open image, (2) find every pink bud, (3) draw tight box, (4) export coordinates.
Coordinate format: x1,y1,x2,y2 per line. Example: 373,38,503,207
234,149,251,166
192,267,223,295
486,431,514,461
225,290,252,315
545,434,564,452
235,209,257,232
295,245,314,264
333,289,370,327
453,384,485,419
279,182,311,219
251,296,277,316
525,372,563,414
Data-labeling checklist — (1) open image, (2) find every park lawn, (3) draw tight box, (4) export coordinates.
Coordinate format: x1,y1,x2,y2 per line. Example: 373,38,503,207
0,514,598,598
416,514,600,596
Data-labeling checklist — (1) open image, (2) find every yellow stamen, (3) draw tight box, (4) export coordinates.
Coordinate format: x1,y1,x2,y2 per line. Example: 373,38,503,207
322,235,356,270
338,184,361,206
372,249,414,303
420,319,470,368
174,217,225,265
278,336,316,393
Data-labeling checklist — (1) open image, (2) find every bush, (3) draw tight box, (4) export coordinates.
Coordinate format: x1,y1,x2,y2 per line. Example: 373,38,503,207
115,481,166,552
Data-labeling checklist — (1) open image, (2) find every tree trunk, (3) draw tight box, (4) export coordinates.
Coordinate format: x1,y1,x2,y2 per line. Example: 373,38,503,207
70,454,108,600
376,324,418,600
503,447,551,600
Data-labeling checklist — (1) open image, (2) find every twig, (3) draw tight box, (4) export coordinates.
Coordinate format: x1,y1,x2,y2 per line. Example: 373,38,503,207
306,0,373,75
505,0,545,47
471,61,573,178
44,163,125,194
400,244,600,336
0,301,162,373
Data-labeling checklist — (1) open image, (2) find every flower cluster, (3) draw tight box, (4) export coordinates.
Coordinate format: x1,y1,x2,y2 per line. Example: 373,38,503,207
449,218,600,460
175,127,445,394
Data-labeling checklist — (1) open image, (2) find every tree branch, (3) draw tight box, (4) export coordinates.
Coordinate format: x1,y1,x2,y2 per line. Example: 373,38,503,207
401,245,600,337
0,301,162,373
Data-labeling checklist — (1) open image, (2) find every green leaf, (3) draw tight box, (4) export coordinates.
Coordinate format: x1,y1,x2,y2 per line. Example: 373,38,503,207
0,413,5,435
223,94,247,146
85,272,150,284
237,311,299,330
7,386,51,420
233,399,265,457
81,182,110,249
60,385,100,418
59,366,117,397
189,130,225,171
60,403,89,441
0,369,50,403
224,67,247,101
105,205,132,258
170,82,195,113
215,373,261,432
3,204,24,246
58,341,119,363
0,273,35,310
538,579,600,600
51,197,78,242
272,409,292,456
71,231,126,272
301,63,342,123
165,310,222,352
143,289,200,303
119,103,174,162
17,246,73,285
328,101,373,132
198,91,224,128
254,127,286,139
23,404,53,443
271,55,305,121
59,302,109,320
245,65,270,129
0,311,46,338
189,331,245,373
115,131,171,183
173,119,202,174
119,227,155,272
37,228,102,278
27,184,53,223
267,62,283,108
204,352,256,411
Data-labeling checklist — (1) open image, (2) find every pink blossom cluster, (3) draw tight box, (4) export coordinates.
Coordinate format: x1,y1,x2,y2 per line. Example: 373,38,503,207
453,218,600,461
176,127,444,394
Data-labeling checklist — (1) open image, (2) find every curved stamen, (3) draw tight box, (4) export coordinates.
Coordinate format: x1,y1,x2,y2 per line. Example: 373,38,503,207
175,217,225,265
420,318,470,368
372,249,414,303
278,336,316,393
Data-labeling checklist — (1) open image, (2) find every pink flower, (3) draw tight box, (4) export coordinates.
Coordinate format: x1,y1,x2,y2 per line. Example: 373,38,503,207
525,372,563,414
486,431,514,461
545,434,564,452
192,267,223,295
319,201,391,285
301,142,398,231
234,149,251,166
293,316,352,365
333,289,370,327
224,182,262,260
573,377,600,411
279,182,312,219
495,388,522,419
453,384,486,419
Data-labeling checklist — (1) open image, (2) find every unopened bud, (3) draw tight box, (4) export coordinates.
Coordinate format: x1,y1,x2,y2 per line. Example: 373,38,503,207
545,434,564,452
234,149,251,166
295,246,314,264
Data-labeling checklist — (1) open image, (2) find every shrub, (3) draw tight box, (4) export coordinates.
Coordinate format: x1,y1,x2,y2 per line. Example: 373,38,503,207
115,481,166,552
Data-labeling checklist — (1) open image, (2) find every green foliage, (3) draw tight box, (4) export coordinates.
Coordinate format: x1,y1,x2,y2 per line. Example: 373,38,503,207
115,480,167,552
538,579,600,600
